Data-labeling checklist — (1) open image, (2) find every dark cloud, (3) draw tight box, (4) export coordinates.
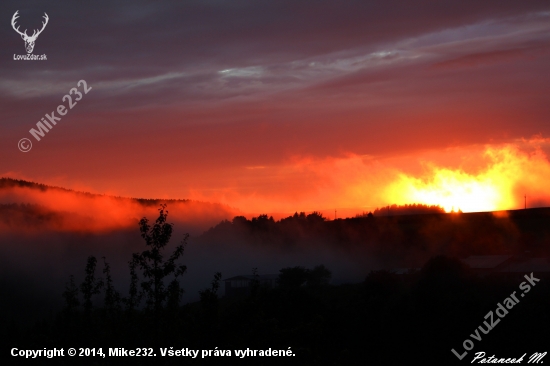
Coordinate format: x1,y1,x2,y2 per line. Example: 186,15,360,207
2,1,548,79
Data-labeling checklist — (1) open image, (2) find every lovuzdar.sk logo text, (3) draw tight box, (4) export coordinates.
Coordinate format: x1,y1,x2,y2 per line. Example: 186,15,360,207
12,10,48,60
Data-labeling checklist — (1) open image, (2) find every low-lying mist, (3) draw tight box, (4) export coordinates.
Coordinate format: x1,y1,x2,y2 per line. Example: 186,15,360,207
2,178,550,325
0,208,379,322
0,178,240,234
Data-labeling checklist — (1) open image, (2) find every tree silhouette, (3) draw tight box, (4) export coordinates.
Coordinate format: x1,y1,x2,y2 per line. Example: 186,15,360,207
80,256,103,315
62,275,80,314
306,211,325,224
132,204,188,313
122,257,142,312
199,272,222,309
101,257,121,313
307,264,332,287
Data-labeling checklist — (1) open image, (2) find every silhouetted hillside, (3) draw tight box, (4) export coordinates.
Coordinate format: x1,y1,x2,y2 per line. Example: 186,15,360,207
371,203,447,216
0,177,191,203
0,177,239,233
201,208,550,267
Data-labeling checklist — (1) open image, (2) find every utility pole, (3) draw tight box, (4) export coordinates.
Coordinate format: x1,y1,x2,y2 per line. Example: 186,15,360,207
335,210,337,220
525,195,526,210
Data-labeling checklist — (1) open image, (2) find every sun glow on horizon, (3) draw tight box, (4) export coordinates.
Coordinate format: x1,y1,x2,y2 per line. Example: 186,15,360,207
179,140,550,216
6,140,550,220
385,144,550,213
388,169,509,213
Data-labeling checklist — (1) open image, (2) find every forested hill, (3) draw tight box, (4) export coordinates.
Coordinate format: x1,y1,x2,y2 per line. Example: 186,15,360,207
0,177,238,233
200,208,550,263
0,177,190,205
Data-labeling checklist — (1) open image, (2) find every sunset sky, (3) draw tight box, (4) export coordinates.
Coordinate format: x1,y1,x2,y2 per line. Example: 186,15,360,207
2,1,550,216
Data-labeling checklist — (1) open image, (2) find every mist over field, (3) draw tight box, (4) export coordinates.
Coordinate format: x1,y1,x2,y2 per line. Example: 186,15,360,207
0,179,375,322
2,179,550,326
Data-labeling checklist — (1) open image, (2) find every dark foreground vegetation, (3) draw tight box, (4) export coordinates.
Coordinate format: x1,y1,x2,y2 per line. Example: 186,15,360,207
2,205,550,365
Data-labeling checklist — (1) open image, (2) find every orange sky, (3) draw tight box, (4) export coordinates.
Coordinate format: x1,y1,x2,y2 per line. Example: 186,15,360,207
3,137,550,220
2,2,550,219
182,137,550,217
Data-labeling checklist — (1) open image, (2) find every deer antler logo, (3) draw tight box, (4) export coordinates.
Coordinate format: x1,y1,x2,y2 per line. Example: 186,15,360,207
11,11,49,54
